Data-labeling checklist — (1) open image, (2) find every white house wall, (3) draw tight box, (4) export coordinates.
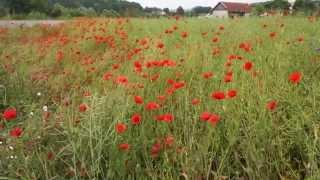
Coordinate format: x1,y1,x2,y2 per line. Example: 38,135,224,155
212,10,228,18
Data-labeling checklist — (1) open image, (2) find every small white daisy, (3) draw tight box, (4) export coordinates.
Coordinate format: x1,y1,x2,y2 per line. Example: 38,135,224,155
42,106,48,112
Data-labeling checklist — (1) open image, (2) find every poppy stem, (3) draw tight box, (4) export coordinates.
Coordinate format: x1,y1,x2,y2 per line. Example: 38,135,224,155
0,85,6,105
312,64,320,75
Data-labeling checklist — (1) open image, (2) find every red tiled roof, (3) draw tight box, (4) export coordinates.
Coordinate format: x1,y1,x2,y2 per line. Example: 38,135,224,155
216,2,251,13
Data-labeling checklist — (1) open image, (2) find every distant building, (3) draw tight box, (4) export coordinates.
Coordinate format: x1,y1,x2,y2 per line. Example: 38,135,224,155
211,2,251,18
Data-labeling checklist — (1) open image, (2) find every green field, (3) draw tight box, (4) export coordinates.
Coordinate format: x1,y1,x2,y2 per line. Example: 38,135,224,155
0,16,320,179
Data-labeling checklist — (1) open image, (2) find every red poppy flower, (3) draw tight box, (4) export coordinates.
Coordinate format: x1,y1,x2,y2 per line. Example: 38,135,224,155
112,64,120,70
269,32,277,38
115,75,129,85
289,72,302,84
118,143,130,151
164,135,174,148
239,42,252,52
115,123,127,134
211,91,226,100
83,91,91,97
173,81,185,90
200,112,211,121
212,37,219,43
208,114,221,126
297,37,304,42
224,74,233,83
146,102,160,111
202,72,214,79
225,61,232,67
212,47,221,56
157,42,164,49
47,152,55,160
167,79,175,85
201,32,208,36
150,142,161,158
3,108,17,121
157,95,166,102
243,61,253,71
191,98,200,105
56,50,64,63
181,32,188,38
79,103,88,112
131,113,142,125
156,113,174,123
102,72,113,81
266,100,277,111
227,89,237,98
9,127,23,138
134,96,144,104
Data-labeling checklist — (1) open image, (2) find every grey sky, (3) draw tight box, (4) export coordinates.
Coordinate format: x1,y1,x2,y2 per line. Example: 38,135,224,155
130,0,268,9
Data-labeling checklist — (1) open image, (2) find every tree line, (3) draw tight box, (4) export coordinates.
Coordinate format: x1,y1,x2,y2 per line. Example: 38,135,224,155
0,0,319,19
0,0,145,18
252,0,320,16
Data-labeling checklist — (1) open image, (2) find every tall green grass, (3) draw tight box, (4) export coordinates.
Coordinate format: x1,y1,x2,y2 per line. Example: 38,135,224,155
0,16,320,179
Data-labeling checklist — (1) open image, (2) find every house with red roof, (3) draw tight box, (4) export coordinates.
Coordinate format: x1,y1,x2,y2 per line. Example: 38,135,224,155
211,2,251,18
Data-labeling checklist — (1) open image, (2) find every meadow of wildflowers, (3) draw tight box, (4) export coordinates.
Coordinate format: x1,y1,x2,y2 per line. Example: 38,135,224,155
0,16,320,179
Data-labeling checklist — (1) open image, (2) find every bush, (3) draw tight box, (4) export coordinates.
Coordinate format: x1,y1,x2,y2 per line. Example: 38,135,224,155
0,7,8,17
10,14,28,20
27,11,48,20
68,8,86,17
49,3,63,17
100,9,120,17
81,7,97,17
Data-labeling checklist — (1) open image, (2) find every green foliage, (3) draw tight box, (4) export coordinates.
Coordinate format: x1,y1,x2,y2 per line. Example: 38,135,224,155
5,0,33,14
49,3,63,17
293,0,317,15
111,1,144,17
0,0,122,18
176,6,185,15
0,7,8,17
100,9,120,17
253,4,266,15
192,6,212,16
163,8,170,15
29,0,49,13
27,11,48,19
264,0,291,11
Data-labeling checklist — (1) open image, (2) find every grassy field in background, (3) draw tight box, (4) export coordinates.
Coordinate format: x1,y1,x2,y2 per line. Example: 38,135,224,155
0,16,320,179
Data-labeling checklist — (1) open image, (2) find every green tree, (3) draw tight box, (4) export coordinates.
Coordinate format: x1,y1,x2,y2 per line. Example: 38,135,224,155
163,8,170,15
30,0,49,12
176,6,184,15
191,6,211,15
49,3,63,17
265,0,291,11
5,0,33,14
253,4,266,15
293,0,317,15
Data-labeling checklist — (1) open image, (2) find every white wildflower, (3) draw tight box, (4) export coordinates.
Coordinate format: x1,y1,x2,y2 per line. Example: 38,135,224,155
42,106,48,112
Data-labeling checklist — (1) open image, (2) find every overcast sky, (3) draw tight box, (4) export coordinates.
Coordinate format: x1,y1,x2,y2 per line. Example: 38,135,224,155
130,0,268,9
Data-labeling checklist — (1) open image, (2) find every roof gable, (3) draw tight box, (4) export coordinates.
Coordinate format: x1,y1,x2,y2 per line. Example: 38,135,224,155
213,2,251,13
